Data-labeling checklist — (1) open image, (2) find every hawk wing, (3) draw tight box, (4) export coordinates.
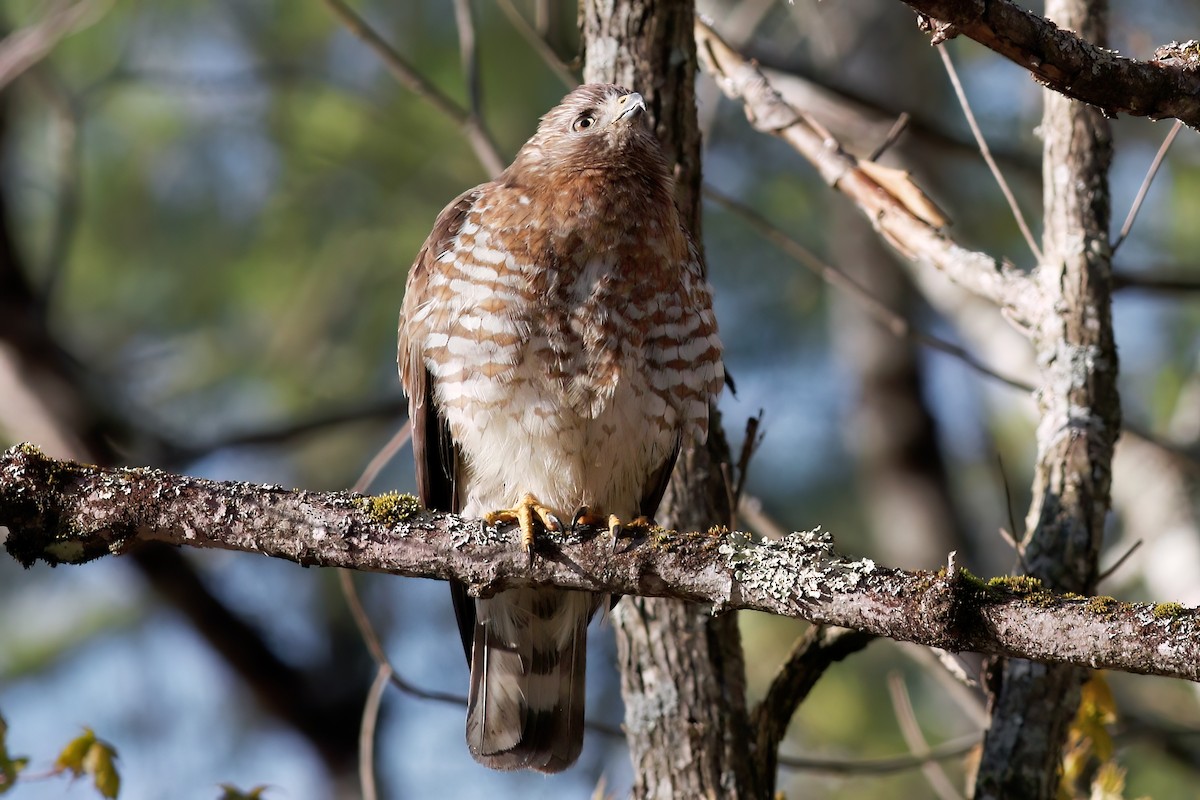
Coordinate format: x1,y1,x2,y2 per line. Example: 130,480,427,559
398,186,485,663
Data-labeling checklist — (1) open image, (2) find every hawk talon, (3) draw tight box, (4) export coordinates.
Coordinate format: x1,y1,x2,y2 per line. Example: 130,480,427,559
484,492,561,565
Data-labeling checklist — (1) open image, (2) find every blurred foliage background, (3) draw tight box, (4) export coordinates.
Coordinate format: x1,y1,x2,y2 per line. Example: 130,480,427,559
1,1,1198,798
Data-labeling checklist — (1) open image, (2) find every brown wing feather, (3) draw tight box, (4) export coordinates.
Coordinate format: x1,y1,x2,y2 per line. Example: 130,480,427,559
398,185,489,665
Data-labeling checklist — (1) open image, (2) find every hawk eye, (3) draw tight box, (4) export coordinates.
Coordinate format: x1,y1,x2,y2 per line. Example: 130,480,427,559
572,113,596,132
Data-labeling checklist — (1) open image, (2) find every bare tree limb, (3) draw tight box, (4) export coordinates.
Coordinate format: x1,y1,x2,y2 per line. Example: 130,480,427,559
3,445,1198,683
695,19,1036,323
752,626,875,780
901,0,1200,130
0,0,107,92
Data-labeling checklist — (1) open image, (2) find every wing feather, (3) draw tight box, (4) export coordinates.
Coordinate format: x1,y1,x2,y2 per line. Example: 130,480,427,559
398,185,490,664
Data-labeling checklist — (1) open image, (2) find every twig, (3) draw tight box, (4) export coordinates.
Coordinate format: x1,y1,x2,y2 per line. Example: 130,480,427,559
901,644,987,727
737,492,789,541
888,673,965,800
353,421,413,496
320,0,505,178
1097,539,1143,584
497,0,577,90
704,185,1032,392
24,66,81,302
696,19,1034,319
752,626,876,778
1113,270,1200,294
1113,119,1184,252
0,0,108,92
867,112,912,162
777,732,980,774
359,663,392,800
164,396,408,465
937,44,1042,264
994,453,1030,574
732,411,764,512
338,569,467,707
452,0,483,125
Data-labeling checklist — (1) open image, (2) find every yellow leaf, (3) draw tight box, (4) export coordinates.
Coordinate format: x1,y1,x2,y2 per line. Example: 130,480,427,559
54,728,97,777
83,740,120,800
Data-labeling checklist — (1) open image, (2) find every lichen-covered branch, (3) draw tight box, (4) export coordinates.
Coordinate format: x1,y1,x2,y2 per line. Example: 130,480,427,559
898,0,1200,130
2,445,1196,683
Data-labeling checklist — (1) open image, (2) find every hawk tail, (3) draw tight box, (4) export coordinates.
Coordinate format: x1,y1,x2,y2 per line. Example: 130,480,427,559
465,588,592,773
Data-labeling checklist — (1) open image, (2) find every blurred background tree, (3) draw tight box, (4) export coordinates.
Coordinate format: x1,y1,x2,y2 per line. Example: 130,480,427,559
1,0,1198,798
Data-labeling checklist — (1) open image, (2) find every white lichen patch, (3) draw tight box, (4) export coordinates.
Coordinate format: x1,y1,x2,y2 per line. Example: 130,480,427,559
720,527,875,606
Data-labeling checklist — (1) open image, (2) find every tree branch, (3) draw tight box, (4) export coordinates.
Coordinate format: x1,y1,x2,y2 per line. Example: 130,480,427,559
900,0,1200,130
3,445,1197,683
695,19,1036,321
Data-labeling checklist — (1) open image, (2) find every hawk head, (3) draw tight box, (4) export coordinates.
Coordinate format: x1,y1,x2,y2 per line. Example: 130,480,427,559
506,83,669,184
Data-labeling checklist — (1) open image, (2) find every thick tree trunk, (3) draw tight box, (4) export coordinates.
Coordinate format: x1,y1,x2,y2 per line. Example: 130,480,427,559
580,2,761,797
973,0,1119,797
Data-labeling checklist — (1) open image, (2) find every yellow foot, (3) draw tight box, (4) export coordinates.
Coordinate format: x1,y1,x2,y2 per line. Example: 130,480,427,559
485,493,561,561
570,507,653,546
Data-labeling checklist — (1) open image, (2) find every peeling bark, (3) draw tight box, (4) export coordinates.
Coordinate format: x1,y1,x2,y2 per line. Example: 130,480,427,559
898,0,1200,130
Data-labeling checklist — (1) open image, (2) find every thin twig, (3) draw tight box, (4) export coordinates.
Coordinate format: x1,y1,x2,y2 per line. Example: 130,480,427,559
1097,539,1143,584
1113,270,1200,294
994,453,1030,574
888,673,965,800
452,0,483,125
320,0,505,177
359,663,392,800
867,112,912,162
1113,120,1183,252
22,67,81,302
777,732,980,774
752,626,876,778
737,493,789,540
704,185,1032,392
165,397,407,465
497,0,577,90
0,0,109,92
354,421,413,496
901,644,987,727
937,44,1042,264
732,411,765,512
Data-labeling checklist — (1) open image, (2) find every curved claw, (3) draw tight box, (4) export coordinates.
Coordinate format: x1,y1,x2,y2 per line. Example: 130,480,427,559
484,492,561,562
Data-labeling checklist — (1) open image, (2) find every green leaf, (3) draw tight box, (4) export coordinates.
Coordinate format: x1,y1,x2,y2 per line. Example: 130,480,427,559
218,783,271,799
0,714,30,794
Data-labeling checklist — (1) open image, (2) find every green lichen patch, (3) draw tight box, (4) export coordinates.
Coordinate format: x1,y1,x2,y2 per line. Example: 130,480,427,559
355,492,421,527
1084,595,1119,620
986,574,1044,595
1152,602,1186,620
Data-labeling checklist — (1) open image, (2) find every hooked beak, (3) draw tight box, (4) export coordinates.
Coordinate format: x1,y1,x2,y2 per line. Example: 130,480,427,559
613,91,647,124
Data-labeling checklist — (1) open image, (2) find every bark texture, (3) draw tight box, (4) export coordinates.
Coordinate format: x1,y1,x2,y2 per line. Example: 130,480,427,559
581,2,762,796
899,0,1200,130
4,445,1196,683
974,1,1119,798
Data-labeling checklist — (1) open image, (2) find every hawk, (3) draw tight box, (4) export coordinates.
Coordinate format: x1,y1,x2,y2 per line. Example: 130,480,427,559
398,83,723,772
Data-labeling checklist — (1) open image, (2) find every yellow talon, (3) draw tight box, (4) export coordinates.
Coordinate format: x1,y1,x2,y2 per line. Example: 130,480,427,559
485,492,561,560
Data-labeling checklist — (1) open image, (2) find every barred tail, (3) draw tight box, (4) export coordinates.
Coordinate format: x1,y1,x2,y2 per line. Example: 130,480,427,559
464,588,594,773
